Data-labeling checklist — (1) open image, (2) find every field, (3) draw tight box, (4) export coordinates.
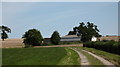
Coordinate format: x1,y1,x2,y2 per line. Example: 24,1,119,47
1,39,82,48
1,39,120,67
1,39,24,48
2,46,120,67
2,47,80,66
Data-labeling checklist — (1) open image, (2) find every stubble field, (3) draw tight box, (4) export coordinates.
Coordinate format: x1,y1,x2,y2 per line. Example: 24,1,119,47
1,39,24,48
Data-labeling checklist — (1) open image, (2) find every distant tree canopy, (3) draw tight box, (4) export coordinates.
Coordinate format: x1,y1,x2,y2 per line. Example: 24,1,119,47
50,31,61,45
68,22,101,42
22,29,43,46
0,25,11,41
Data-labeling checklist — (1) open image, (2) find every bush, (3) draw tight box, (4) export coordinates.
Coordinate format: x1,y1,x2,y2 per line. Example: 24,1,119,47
24,44,32,48
22,29,43,47
83,41,120,55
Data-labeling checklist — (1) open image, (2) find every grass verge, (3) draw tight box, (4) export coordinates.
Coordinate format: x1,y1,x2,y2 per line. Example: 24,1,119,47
58,47,80,65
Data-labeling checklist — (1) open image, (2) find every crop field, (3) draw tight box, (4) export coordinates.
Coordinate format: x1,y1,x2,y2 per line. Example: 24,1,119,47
2,47,80,66
1,39,24,48
2,39,120,67
1,39,82,48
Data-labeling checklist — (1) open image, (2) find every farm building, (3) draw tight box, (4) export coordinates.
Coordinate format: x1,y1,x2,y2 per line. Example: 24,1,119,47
60,35,81,42
43,38,51,44
44,35,120,44
91,36,98,42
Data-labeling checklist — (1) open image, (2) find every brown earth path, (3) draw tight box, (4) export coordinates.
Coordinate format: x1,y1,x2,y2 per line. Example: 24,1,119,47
71,48,117,67
82,50,117,67
34,44,83,48
70,48,92,67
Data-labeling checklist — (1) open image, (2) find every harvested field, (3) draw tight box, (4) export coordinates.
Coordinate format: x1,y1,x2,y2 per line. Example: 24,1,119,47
1,39,24,48
0,38,83,48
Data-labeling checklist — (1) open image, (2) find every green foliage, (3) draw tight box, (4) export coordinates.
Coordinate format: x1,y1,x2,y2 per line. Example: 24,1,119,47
2,47,67,65
1,31,8,40
50,31,61,45
24,44,32,48
68,31,76,35
58,48,80,65
83,41,120,55
68,22,101,42
0,25,11,41
22,29,43,46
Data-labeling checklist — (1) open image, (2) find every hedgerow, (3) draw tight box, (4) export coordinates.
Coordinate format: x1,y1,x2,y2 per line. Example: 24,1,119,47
83,41,120,55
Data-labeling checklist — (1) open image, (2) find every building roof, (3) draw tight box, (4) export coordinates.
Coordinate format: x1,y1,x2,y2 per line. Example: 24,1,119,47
60,35,80,42
61,35,78,38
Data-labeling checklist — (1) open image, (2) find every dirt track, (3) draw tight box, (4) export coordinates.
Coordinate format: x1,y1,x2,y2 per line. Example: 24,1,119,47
34,44,83,48
70,48,90,66
82,50,116,67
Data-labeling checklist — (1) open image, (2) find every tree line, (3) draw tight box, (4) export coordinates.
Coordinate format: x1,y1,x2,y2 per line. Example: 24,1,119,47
68,22,101,42
0,22,101,47
0,25,61,47
22,29,61,47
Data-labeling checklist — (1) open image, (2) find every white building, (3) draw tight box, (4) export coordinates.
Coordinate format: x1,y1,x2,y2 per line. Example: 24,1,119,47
91,36,97,42
60,35,81,42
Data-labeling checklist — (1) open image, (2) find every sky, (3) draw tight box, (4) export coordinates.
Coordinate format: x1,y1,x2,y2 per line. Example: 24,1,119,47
1,0,119,2
1,2,118,38
119,2,120,36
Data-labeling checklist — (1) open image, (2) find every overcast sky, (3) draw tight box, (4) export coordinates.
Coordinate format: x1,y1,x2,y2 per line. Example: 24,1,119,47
1,2,118,38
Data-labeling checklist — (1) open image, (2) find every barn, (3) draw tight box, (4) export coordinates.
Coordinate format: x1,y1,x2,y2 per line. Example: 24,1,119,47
60,35,81,42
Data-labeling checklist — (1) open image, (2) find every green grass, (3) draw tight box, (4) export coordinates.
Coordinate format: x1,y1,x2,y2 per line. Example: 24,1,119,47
58,47,80,65
2,47,80,66
80,47,120,67
2,47,66,65
73,47,105,67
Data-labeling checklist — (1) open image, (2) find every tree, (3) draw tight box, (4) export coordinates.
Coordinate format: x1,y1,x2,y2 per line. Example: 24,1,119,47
22,29,43,46
0,25,11,41
50,31,61,45
68,22,101,42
